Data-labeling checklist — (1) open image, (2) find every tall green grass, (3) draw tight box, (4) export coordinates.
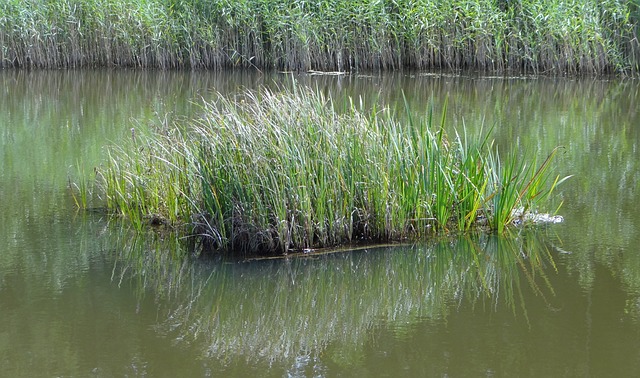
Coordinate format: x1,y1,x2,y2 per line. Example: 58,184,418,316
1,0,637,74
92,86,567,256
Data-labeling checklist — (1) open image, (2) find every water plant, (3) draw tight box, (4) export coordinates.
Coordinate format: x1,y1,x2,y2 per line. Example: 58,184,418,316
0,0,637,74
90,85,567,256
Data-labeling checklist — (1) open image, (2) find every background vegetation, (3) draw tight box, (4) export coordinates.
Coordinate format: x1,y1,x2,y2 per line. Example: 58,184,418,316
1,0,638,74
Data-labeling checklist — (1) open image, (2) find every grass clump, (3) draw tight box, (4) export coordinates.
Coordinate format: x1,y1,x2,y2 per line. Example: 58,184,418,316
95,86,567,256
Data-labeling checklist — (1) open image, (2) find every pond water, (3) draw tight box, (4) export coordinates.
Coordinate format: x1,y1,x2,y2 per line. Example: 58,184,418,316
1,70,640,376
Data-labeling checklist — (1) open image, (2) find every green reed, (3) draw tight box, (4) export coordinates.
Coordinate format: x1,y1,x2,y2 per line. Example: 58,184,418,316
1,0,637,74
69,161,89,210
92,86,567,255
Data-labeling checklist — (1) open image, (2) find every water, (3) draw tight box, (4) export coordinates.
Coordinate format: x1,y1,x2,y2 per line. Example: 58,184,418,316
1,70,640,376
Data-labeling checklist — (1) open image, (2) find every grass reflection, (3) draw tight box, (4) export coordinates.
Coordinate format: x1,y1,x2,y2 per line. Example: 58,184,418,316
113,229,559,363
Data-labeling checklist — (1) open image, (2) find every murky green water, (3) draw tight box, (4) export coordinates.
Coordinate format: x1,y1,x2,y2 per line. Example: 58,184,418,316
1,70,640,376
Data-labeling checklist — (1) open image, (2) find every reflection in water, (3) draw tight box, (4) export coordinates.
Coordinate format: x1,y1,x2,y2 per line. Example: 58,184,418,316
0,215,216,376
112,229,560,364
1,214,134,375
2,70,640,375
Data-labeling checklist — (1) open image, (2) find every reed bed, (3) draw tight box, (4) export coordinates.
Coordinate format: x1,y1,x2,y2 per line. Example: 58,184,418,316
92,86,566,256
1,0,637,74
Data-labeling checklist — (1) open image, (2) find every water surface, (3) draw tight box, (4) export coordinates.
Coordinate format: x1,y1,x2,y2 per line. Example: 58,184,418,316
1,70,639,376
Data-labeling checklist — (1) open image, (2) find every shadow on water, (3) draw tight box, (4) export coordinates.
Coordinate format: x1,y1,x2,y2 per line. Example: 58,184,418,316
111,227,562,365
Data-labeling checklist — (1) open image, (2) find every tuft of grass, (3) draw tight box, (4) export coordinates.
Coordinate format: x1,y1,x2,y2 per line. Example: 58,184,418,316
68,161,101,210
485,146,571,233
92,86,568,256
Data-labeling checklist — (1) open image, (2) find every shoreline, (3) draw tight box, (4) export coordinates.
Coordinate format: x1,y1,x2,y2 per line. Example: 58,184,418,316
2,0,638,75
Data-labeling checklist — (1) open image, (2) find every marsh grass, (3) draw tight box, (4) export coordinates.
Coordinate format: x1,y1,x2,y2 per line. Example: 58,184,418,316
69,160,105,211
90,86,567,256
69,165,89,210
1,0,637,74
